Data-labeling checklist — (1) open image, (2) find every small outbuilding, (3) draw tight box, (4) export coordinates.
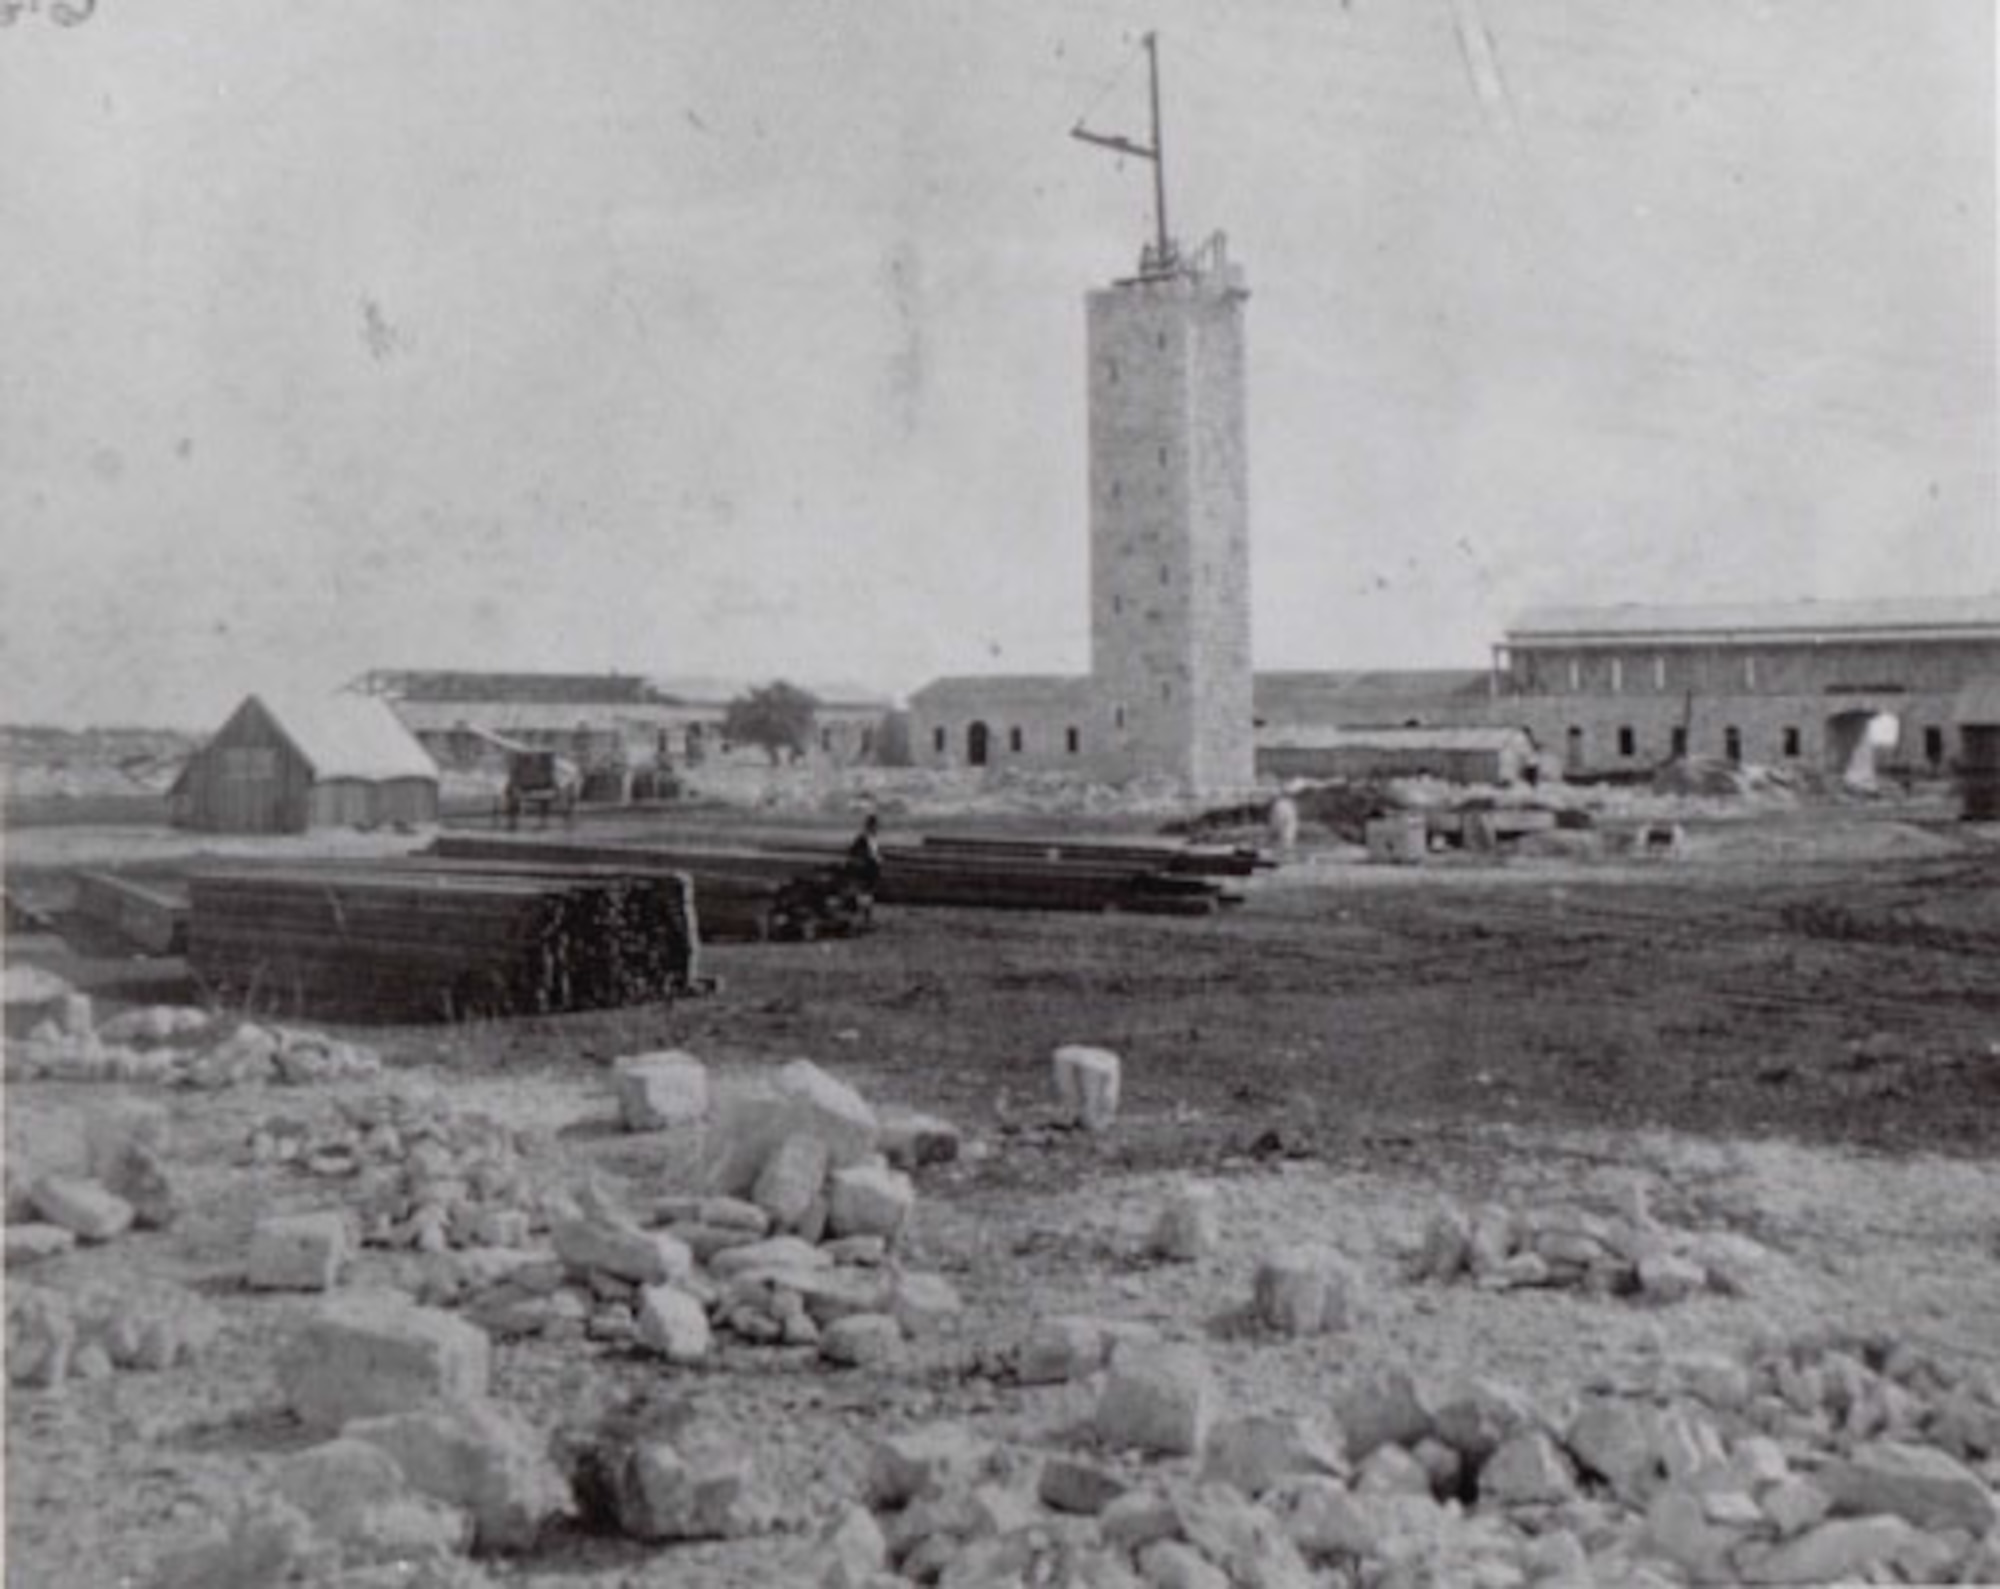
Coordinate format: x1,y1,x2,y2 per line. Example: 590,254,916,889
170,692,439,833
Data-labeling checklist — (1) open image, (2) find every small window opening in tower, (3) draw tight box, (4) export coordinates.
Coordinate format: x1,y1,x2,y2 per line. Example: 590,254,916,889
1724,726,1743,763
1671,725,1689,757
1617,726,1635,757
932,726,945,754
1066,725,1080,754
1924,725,1944,765
1783,726,1802,758
1008,726,1023,753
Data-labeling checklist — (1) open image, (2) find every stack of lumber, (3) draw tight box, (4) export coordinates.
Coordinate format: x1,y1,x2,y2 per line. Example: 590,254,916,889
430,833,868,942
186,861,701,1021
873,844,1241,916
71,870,190,955
916,833,1271,878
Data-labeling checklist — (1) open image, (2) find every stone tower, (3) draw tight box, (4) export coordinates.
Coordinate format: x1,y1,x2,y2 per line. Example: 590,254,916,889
1086,237,1253,793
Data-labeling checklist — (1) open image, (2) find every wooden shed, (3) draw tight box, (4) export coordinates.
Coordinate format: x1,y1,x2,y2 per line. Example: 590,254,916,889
169,693,439,833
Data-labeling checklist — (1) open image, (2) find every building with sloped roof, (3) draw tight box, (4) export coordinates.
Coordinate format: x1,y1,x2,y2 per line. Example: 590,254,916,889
169,693,439,832
1495,595,2000,779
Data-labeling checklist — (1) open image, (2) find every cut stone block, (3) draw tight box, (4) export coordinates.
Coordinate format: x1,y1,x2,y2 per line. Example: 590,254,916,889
866,1423,992,1509
273,1436,473,1561
1267,1475,1382,1559
1199,1413,1346,1498
1096,1342,1213,1457
1150,1181,1220,1262
891,1271,963,1337
1039,1454,1129,1515
552,1217,692,1286
346,1399,574,1553
1820,1439,1995,1533
278,1292,490,1432
703,1060,880,1196
1478,1429,1577,1506
635,1284,712,1365
1565,1398,1661,1500
5,1224,77,1267
28,1176,134,1242
1253,1245,1360,1335
1020,1314,1158,1385
752,1132,831,1229
248,1211,351,1291
1335,1368,1434,1462
820,1311,904,1368
827,1161,914,1242
1051,1045,1121,1131
616,1432,758,1542
613,1051,710,1132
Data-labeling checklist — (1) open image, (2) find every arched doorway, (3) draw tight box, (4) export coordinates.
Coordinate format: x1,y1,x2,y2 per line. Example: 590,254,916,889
966,721,990,768
1826,708,1899,788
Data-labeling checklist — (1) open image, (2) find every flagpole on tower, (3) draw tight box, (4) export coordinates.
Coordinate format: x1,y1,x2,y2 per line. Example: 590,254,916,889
1071,31,1179,276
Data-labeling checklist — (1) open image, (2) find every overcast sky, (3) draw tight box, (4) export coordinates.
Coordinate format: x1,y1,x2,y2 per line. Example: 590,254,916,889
1,0,1992,727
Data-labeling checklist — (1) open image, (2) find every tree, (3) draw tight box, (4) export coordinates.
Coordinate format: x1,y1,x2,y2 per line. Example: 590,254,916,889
722,681,821,765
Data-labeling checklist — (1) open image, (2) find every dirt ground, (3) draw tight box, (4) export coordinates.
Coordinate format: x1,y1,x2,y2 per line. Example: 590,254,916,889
4,799,1998,1586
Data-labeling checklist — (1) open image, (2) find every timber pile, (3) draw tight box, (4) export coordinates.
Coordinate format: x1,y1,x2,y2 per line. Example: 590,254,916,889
874,846,1240,916
430,833,868,942
71,870,190,956
186,863,702,1021
917,832,1271,878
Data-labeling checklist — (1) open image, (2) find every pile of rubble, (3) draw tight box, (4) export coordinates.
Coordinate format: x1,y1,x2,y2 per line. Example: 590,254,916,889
158,1290,575,1586
8,1281,222,1390
250,1089,542,1256
5,972,382,1089
438,1057,966,1370
1414,1194,1773,1303
6,1097,180,1270
808,1316,2000,1588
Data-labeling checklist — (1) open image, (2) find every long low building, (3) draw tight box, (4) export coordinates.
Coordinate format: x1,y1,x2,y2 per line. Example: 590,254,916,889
1493,596,2000,779
910,595,2000,786
356,671,897,770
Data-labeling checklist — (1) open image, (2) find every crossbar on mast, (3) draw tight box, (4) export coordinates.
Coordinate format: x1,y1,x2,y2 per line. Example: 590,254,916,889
1070,31,1178,275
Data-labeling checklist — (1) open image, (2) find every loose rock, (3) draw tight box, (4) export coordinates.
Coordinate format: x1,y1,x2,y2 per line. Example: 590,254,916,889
248,1211,351,1291
1097,1342,1214,1458
1051,1045,1121,1131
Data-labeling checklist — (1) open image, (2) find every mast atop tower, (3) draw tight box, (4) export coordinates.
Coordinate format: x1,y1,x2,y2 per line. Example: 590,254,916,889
1071,31,1179,277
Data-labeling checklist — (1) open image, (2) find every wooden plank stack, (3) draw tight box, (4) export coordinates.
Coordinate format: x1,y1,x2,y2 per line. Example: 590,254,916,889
430,833,869,941
71,870,191,955
186,861,701,1021
873,845,1242,916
